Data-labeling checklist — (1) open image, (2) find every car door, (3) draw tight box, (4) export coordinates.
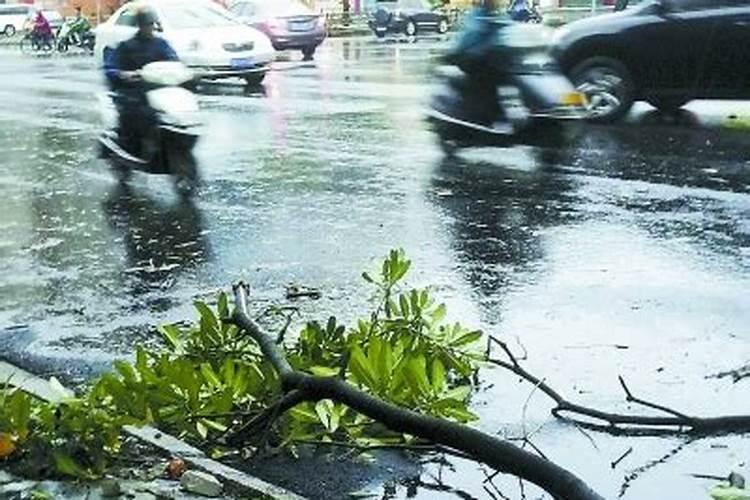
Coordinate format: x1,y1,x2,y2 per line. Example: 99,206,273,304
700,0,750,97
622,0,719,96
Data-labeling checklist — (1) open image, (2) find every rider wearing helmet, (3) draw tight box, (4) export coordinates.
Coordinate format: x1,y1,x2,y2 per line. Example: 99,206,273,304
103,4,179,159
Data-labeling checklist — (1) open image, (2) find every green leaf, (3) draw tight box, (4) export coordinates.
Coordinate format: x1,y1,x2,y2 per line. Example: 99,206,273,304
200,363,221,389
114,361,138,386
431,303,447,325
201,418,228,433
54,452,91,479
217,292,229,320
309,366,340,377
349,346,378,390
158,324,182,350
451,330,483,348
442,406,478,423
399,294,410,318
404,356,429,398
196,420,209,439
314,400,332,431
195,301,221,341
430,359,446,393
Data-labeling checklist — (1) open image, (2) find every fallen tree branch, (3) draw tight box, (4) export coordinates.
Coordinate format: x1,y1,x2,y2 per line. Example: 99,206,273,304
231,282,604,500
487,336,750,435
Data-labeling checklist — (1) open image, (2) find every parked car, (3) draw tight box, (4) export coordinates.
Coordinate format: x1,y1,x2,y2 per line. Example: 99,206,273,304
0,4,35,36
368,0,450,38
552,0,750,122
94,0,275,85
228,0,325,60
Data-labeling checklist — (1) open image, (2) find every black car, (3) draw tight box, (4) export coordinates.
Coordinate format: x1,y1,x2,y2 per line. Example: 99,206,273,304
369,0,449,38
552,0,750,122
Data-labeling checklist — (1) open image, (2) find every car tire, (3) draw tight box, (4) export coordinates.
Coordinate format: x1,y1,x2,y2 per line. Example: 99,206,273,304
244,72,266,86
3,25,15,37
571,57,635,123
646,97,690,113
437,19,449,34
405,19,417,37
301,46,316,61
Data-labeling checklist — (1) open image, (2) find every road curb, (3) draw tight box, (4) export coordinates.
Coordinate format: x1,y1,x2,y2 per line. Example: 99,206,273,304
0,359,307,500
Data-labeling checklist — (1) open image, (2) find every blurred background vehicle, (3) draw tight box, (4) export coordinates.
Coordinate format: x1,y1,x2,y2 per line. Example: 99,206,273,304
553,0,750,122
95,0,275,85
0,4,35,36
56,14,95,53
229,0,326,60
368,0,450,38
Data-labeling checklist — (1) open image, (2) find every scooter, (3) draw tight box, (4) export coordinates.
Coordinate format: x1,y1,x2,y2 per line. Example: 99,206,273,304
426,18,586,154
56,17,95,53
99,61,202,196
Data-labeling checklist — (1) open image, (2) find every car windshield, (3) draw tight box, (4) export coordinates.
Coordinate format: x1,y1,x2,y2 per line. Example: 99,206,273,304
159,3,237,29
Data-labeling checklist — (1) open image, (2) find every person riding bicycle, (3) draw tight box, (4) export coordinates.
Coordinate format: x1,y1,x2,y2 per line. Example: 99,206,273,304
30,10,53,46
103,5,179,159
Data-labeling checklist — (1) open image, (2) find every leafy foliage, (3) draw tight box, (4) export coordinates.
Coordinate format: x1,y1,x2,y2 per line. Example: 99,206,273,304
0,382,130,479
0,249,485,478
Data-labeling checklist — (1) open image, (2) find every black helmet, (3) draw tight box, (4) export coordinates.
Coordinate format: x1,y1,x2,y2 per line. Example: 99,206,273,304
135,5,157,27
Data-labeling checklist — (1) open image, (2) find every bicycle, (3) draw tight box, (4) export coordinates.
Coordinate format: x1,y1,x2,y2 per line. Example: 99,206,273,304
19,29,54,54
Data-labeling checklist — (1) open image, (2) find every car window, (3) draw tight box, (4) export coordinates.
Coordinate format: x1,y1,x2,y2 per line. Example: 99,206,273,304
115,10,137,26
159,4,236,29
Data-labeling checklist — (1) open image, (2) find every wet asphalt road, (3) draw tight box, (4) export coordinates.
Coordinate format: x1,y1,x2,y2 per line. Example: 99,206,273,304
1,37,749,499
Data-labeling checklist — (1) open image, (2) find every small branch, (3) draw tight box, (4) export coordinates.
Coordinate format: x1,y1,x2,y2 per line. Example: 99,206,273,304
487,339,750,436
610,447,633,469
618,376,693,421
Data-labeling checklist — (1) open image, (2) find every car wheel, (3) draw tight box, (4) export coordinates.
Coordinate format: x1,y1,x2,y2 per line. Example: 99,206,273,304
571,57,634,123
646,97,690,113
437,19,449,34
3,25,15,37
244,72,266,86
301,46,316,61
405,19,417,37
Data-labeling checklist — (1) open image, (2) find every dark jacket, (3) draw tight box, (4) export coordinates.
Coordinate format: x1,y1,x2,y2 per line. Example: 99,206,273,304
104,34,179,91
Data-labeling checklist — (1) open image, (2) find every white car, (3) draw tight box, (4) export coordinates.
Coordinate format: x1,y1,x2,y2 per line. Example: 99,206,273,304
95,0,275,85
0,4,35,36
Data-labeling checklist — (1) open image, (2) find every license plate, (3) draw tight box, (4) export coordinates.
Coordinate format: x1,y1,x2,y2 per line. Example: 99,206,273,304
289,21,313,31
231,58,254,69
376,27,386,32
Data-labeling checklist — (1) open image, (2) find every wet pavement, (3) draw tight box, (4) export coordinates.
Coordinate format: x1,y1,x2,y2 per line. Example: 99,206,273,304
1,37,749,499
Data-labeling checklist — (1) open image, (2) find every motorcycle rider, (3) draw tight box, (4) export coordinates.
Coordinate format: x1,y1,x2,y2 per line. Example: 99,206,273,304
103,5,179,161
69,7,90,45
444,0,511,127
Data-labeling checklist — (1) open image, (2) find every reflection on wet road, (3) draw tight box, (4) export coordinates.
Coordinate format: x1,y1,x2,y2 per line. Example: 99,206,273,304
0,38,749,499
